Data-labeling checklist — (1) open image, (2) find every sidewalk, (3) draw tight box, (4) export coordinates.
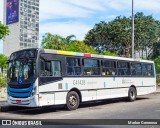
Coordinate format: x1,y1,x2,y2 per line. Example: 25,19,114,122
0,97,6,102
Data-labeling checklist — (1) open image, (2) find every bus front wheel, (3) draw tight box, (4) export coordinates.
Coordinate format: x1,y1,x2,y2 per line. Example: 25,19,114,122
128,87,137,102
66,91,80,110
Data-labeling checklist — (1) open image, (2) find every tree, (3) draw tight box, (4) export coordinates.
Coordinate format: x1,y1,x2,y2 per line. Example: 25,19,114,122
103,51,117,56
154,57,160,74
0,22,9,40
150,42,160,59
41,33,77,50
108,16,131,57
65,35,76,45
84,12,160,58
85,16,132,57
0,54,8,76
66,41,98,54
41,33,67,50
134,12,160,59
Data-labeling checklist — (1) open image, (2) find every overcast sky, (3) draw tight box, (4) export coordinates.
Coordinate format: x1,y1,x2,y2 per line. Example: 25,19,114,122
0,0,160,54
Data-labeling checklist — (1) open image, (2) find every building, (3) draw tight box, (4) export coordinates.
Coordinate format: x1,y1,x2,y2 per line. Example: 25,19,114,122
3,0,39,56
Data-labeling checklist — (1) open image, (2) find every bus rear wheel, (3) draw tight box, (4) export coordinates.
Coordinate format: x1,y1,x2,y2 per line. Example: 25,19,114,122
66,91,80,110
128,87,137,102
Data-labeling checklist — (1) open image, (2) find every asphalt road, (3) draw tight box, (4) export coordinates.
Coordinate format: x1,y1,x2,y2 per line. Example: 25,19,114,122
0,93,160,128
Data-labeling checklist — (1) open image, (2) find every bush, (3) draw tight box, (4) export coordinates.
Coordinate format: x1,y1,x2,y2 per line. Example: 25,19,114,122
156,77,160,86
0,77,7,88
154,57,160,74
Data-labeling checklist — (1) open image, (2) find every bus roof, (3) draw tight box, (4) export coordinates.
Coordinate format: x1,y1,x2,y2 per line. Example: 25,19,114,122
42,49,154,63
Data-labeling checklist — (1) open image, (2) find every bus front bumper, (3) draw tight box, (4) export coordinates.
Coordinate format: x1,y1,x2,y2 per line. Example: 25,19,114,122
7,95,39,108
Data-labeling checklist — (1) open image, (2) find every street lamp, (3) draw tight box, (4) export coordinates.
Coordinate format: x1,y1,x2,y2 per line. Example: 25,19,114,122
132,0,135,58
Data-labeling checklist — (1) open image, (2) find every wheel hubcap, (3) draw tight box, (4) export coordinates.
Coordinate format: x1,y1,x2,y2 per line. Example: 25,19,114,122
69,95,77,107
131,91,135,99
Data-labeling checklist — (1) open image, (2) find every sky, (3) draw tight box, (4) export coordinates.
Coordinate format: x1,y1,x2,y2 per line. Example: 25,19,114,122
1,0,160,54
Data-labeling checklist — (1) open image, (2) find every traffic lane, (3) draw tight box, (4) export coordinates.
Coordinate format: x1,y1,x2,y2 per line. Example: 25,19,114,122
0,93,159,120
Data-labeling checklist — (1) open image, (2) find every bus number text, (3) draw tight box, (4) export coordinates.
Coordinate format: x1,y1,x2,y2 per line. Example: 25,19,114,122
73,80,85,86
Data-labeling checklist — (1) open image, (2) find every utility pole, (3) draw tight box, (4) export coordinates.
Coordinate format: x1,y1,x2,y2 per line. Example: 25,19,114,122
132,0,135,58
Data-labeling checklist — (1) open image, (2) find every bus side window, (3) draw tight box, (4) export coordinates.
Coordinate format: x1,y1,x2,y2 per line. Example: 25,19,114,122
118,61,130,76
102,60,116,76
51,61,61,77
131,63,142,76
66,57,81,76
40,60,61,77
83,59,100,76
43,61,52,76
142,64,154,77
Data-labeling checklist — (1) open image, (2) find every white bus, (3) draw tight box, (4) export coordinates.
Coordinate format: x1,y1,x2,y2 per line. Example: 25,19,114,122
7,48,156,110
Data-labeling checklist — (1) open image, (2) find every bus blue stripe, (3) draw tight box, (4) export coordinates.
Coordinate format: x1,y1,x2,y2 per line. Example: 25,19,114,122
8,84,33,98
8,92,31,98
65,83,68,90
8,86,33,93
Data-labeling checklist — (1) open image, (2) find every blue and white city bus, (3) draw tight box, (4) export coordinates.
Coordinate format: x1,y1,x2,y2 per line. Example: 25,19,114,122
7,48,156,110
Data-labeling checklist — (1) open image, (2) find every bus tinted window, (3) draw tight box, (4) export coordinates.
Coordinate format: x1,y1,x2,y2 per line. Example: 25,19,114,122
10,50,37,60
51,61,61,77
40,60,61,77
142,64,154,77
66,58,81,76
83,59,100,76
118,61,130,76
102,60,116,76
131,63,142,76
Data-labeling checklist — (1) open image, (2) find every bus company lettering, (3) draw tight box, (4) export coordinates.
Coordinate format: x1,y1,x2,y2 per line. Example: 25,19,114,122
122,79,133,84
73,80,85,86
87,81,98,85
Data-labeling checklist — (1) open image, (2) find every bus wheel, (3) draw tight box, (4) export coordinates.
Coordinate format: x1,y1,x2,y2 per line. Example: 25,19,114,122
66,91,80,110
128,87,137,102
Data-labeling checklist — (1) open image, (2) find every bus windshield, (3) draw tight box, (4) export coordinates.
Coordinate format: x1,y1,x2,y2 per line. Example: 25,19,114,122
8,59,36,84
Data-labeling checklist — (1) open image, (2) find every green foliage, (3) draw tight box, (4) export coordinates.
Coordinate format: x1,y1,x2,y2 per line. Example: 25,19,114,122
65,35,76,45
0,77,7,88
41,33,67,50
66,41,98,54
0,54,8,68
154,57,160,74
134,13,160,59
0,22,9,40
41,33,119,56
150,42,160,59
41,33,76,50
84,12,160,58
157,78,160,85
102,51,117,56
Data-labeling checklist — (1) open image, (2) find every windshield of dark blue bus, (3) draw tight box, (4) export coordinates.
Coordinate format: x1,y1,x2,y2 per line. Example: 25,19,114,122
8,59,36,84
